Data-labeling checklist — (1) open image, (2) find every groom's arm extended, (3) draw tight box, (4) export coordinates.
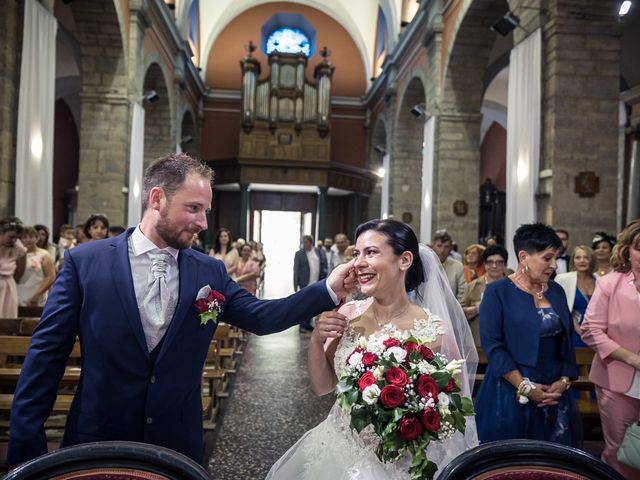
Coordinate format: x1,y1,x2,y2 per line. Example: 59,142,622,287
223,261,355,335
7,253,81,465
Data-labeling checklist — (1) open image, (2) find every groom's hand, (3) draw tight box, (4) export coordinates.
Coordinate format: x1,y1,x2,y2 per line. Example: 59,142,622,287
327,259,357,300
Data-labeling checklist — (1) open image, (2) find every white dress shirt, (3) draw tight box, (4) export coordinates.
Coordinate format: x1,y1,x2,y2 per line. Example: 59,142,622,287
306,248,320,284
129,226,179,351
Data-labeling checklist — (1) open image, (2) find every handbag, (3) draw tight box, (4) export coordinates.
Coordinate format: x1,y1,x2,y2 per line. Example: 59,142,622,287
618,421,640,469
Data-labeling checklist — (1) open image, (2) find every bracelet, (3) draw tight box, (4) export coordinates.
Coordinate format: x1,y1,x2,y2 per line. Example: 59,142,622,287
560,376,571,390
516,377,536,404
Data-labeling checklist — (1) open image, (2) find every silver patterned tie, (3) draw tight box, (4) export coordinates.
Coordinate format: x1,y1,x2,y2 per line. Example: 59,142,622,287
142,251,174,328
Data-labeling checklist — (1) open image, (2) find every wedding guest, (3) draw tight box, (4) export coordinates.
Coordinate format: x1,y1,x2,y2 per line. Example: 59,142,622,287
0,218,26,318
322,237,333,256
593,231,616,277
460,244,507,346
235,244,261,296
293,235,328,331
84,213,109,241
581,219,640,479
463,243,486,283
208,227,239,278
555,229,570,275
432,229,466,301
328,233,349,273
476,223,578,445
75,224,88,244
109,225,126,238
555,246,596,348
34,224,57,262
16,226,56,307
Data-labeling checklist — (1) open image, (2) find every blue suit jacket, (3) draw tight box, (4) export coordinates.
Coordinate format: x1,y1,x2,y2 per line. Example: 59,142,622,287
479,277,578,379
7,229,335,464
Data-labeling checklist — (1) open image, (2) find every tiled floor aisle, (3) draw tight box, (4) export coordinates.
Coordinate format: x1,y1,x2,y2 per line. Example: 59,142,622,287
206,327,335,479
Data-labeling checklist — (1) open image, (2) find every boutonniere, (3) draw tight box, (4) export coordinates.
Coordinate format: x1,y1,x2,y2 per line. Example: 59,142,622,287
195,285,225,326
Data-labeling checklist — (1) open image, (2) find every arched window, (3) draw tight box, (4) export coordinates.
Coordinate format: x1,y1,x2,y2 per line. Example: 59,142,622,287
266,27,311,56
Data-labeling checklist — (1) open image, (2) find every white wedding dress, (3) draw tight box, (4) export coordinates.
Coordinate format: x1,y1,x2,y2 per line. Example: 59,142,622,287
265,300,479,480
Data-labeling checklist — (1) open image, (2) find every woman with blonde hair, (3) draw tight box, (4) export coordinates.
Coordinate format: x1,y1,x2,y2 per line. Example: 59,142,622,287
581,219,640,478
463,243,486,283
555,246,597,347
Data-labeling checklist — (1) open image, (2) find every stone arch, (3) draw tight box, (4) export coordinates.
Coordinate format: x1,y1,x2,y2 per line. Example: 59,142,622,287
393,76,426,233
438,0,511,248
67,0,129,226
142,63,173,168
367,115,388,219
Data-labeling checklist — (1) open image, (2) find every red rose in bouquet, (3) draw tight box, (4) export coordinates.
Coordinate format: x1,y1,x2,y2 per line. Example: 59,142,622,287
383,338,401,349
421,407,441,432
404,341,419,356
419,345,435,361
415,375,439,400
358,371,377,391
195,298,208,313
362,352,379,367
398,416,423,441
208,290,225,304
385,367,409,387
443,378,458,393
380,385,406,409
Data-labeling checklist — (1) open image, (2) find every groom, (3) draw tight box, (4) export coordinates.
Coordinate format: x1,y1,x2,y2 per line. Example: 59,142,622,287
7,153,354,465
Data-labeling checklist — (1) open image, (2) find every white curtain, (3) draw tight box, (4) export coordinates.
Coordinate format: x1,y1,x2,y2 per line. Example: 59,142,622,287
127,102,145,227
420,116,435,244
380,153,390,219
15,0,57,231
505,29,541,269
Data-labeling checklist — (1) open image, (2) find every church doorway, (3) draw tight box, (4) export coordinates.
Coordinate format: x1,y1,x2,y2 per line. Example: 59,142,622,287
255,210,312,299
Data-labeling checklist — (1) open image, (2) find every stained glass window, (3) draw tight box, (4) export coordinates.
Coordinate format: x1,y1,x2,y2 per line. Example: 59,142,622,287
266,27,311,56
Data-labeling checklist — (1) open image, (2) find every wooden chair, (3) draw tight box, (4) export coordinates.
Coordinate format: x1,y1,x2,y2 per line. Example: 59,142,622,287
438,439,623,480
3,441,211,480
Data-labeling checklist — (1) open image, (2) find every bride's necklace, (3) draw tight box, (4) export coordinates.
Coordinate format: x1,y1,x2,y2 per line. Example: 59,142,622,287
514,273,547,300
373,303,411,327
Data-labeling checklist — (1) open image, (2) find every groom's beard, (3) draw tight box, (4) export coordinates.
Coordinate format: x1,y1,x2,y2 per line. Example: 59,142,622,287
156,206,195,250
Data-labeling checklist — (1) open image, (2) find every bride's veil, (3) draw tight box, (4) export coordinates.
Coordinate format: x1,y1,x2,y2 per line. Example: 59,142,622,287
409,243,479,461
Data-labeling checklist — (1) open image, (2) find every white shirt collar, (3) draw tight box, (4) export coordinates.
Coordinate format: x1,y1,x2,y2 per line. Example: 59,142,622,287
131,225,179,261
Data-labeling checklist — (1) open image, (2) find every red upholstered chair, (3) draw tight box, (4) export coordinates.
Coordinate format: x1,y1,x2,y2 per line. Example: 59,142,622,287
438,440,623,480
4,442,211,480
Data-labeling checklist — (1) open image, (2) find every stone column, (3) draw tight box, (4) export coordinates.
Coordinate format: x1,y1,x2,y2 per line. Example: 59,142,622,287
542,0,621,241
628,134,640,223
316,186,328,242
350,193,362,237
74,1,130,225
0,1,21,217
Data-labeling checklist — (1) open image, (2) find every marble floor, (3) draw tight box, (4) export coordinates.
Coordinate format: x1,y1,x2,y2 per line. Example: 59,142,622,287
205,327,334,480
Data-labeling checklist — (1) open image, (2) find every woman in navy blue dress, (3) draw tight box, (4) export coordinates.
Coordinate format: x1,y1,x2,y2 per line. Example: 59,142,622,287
475,223,579,445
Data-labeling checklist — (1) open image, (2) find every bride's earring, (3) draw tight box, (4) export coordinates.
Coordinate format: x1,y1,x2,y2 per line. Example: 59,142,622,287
524,264,529,274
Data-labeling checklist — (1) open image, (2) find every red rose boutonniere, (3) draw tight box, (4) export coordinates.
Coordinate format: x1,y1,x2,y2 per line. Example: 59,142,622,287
195,285,225,325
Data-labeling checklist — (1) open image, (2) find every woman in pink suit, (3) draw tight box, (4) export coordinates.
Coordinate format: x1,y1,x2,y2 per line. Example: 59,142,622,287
581,219,640,479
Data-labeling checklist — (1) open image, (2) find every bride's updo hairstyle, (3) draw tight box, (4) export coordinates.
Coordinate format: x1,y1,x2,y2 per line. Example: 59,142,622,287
354,219,425,292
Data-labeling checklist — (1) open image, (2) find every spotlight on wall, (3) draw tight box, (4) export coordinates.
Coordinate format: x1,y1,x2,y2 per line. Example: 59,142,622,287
181,135,193,144
374,145,387,155
490,12,521,36
410,104,426,118
619,1,632,16
143,90,159,104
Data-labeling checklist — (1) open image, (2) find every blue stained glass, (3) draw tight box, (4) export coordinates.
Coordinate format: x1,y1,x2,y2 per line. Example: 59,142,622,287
266,27,311,56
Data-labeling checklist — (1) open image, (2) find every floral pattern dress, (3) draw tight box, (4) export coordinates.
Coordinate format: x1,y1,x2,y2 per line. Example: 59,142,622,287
266,300,477,480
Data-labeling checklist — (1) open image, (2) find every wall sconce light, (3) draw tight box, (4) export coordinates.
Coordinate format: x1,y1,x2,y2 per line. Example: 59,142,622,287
181,135,193,144
491,12,522,36
410,104,426,118
619,1,632,16
374,145,387,155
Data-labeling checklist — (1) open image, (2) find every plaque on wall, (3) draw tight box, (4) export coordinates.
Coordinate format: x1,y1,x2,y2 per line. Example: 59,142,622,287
574,171,599,197
402,212,413,223
453,200,468,216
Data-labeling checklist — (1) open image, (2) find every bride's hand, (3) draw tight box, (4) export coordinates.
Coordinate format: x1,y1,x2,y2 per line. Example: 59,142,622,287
311,310,349,344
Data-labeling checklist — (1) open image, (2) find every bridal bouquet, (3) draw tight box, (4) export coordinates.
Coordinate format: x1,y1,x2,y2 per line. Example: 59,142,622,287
336,327,475,480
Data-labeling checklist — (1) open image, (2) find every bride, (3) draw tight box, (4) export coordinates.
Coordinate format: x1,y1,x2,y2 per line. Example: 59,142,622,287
267,219,478,479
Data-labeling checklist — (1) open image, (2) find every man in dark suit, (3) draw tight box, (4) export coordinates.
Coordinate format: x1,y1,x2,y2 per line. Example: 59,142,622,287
293,235,328,331
7,153,353,465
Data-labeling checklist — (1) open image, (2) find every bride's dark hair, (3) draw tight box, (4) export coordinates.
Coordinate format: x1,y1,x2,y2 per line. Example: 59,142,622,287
354,219,425,292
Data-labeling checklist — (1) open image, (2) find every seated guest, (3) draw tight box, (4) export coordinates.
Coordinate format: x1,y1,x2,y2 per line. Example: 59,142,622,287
235,244,261,296
463,243,486,283
84,213,109,241
581,220,640,479
476,223,578,446
460,244,507,346
555,246,596,348
17,226,56,307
